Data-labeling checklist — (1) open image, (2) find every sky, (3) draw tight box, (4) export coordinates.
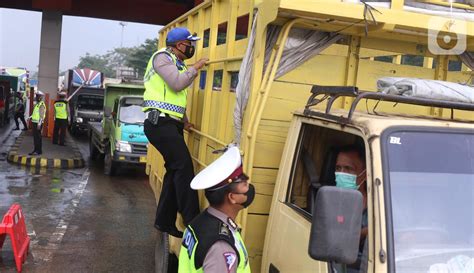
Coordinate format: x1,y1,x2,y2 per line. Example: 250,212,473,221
0,8,162,73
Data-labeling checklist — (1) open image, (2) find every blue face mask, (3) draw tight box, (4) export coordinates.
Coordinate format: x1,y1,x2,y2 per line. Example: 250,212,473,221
335,172,358,189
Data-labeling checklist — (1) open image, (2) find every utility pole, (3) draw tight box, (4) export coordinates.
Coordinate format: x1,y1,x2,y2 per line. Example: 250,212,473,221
118,22,128,78
119,21,127,48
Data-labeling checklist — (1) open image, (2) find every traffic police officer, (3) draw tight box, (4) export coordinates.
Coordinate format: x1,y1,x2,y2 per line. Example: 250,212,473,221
13,91,28,131
29,91,46,155
142,27,208,236
179,146,254,273
53,92,68,146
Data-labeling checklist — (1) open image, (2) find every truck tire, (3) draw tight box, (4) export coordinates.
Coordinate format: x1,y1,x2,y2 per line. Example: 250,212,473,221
155,231,170,273
104,149,117,176
89,132,99,161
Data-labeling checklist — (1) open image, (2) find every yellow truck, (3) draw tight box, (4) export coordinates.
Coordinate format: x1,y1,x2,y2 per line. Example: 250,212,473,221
146,0,474,272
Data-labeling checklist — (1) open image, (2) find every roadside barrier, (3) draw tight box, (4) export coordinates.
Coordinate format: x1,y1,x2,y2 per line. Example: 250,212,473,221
0,203,30,272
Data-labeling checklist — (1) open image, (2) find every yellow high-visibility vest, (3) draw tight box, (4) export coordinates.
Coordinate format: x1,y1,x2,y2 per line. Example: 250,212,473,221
54,101,68,119
31,101,46,123
142,48,188,118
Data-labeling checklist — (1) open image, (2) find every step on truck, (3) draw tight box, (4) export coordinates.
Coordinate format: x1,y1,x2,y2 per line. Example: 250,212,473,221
89,83,148,176
145,0,474,272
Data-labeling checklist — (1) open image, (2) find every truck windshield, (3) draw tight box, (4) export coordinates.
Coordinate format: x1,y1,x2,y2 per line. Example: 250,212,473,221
119,104,145,125
77,95,103,111
385,130,474,273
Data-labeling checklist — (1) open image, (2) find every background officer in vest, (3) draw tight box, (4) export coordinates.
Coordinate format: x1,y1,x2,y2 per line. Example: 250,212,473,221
28,91,46,155
53,92,68,146
13,91,28,131
142,27,208,237
179,146,254,273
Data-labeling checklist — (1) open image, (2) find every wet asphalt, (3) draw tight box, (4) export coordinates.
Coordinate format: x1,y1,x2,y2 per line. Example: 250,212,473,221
0,122,158,273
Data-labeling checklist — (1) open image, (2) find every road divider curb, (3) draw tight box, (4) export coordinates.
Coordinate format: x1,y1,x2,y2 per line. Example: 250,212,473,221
7,133,84,169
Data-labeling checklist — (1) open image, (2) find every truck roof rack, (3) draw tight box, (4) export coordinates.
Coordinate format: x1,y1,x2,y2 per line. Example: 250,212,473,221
304,85,474,122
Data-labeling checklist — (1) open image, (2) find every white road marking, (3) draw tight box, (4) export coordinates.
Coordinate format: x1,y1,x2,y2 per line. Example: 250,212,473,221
30,168,90,262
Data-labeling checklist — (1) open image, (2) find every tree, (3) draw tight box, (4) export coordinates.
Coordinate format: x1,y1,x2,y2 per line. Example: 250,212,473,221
77,53,115,77
76,38,158,79
125,38,158,78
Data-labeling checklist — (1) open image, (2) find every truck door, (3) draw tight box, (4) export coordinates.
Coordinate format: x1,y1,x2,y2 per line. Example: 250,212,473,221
109,98,119,150
263,120,372,273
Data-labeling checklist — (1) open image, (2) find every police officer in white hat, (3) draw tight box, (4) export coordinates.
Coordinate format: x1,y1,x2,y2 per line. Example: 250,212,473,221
178,146,254,273
29,91,46,155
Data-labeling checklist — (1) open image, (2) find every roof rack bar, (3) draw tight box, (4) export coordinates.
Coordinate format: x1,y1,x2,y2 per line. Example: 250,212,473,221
310,85,359,96
305,85,359,114
348,92,474,119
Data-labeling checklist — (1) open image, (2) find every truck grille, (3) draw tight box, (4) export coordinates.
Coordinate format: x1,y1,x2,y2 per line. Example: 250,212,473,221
131,143,148,154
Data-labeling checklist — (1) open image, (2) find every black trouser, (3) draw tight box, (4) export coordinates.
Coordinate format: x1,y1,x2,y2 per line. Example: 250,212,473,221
144,117,199,229
53,119,67,145
32,122,42,153
14,112,27,129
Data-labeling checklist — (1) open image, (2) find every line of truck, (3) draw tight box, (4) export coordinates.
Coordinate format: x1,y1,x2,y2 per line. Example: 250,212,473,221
61,68,149,175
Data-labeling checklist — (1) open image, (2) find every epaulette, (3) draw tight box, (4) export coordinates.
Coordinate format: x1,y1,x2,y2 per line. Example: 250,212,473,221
219,222,231,237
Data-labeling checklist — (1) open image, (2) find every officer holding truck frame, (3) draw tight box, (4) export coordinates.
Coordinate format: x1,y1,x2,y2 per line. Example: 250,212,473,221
142,27,208,237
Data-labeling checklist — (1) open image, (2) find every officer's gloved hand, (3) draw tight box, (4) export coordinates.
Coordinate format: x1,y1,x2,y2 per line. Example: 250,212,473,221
184,121,194,132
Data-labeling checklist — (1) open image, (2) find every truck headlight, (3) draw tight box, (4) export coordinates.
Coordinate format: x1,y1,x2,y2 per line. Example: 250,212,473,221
115,141,132,153
76,117,83,123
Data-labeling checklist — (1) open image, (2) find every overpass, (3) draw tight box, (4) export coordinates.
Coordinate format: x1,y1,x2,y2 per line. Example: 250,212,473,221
0,0,204,96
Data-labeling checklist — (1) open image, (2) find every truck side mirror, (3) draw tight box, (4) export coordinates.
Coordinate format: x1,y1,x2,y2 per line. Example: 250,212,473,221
308,186,363,264
104,107,112,118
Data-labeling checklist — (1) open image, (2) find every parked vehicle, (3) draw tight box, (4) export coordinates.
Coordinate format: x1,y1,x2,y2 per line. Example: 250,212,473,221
89,83,148,176
0,75,18,126
63,68,105,135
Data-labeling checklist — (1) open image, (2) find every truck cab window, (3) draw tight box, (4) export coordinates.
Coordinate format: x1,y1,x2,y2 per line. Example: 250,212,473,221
288,123,368,273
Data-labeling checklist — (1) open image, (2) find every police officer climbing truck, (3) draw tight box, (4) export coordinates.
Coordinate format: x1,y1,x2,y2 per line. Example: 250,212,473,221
142,27,208,237
179,146,253,273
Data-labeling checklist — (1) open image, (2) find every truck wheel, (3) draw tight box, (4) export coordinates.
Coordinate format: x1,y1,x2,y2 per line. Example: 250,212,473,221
155,231,170,273
104,149,117,176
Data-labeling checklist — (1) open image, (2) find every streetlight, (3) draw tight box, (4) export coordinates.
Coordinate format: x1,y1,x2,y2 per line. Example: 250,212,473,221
119,21,128,48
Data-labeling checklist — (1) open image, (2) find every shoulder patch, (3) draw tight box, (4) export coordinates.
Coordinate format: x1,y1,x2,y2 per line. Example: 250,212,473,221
223,252,237,272
219,223,230,237
182,229,197,258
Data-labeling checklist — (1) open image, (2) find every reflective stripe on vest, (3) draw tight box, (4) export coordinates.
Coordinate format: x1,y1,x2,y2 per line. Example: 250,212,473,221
54,101,68,119
142,48,188,118
31,101,46,123
178,227,251,273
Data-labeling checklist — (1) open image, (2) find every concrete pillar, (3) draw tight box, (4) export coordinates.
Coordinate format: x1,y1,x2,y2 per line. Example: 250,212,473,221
38,11,62,97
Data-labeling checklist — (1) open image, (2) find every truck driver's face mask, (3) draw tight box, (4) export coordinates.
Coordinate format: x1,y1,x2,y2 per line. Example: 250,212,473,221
335,169,366,190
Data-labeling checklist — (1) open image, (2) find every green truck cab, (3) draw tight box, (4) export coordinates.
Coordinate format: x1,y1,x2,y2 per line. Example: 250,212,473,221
89,83,148,175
